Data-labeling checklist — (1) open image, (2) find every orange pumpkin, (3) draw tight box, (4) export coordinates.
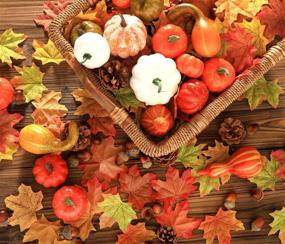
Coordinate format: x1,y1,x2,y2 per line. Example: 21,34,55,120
103,14,147,58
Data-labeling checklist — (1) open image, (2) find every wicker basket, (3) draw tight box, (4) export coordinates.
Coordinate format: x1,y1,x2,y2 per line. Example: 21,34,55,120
49,0,285,158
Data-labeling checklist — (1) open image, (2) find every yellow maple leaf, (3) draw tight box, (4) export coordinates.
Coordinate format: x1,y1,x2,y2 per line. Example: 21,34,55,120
237,18,271,56
72,88,109,118
202,140,230,164
0,29,27,67
215,0,268,26
4,184,43,231
23,215,70,244
32,39,65,65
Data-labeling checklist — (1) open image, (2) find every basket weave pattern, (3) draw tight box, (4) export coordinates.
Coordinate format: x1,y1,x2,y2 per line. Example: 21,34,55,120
49,0,285,157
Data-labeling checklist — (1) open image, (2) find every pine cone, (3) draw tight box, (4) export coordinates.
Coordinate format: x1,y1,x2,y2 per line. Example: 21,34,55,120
71,124,92,152
218,117,246,145
99,59,130,91
151,151,177,167
157,226,177,243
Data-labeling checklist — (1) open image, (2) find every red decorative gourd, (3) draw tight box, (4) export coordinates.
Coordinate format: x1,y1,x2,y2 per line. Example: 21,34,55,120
198,147,264,179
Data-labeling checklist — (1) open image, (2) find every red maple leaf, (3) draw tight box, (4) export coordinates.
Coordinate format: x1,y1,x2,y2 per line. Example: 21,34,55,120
257,0,285,39
88,117,116,138
272,149,285,179
119,165,157,210
152,167,196,205
155,201,201,239
34,0,72,32
221,25,257,73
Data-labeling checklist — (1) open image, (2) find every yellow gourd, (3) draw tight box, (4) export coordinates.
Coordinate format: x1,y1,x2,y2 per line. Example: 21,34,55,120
19,122,79,155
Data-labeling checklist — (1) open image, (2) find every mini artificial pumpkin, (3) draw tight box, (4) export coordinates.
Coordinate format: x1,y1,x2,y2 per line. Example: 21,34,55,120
70,21,103,45
103,14,147,58
152,24,188,59
131,0,164,22
74,32,111,69
141,105,174,136
176,54,204,78
130,53,181,105
112,0,131,9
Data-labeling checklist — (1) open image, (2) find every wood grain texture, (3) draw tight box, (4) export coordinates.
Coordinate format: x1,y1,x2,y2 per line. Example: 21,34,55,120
0,1,285,243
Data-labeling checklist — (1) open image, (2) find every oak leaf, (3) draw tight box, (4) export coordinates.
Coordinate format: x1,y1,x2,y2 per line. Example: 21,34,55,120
15,64,47,102
269,207,285,244
88,117,116,138
32,39,64,65
221,25,257,73
244,77,283,110
0,29,27,67
199,208,245,244
23,215,69,244
202,140,230,164
237,18,271,56
152,167,196,205
4,184,43,231
0,110,23,162
155,201,201,239
72,88,109,118
97,194,137,231
34,0,72,32
257,0,285,38
113,87,143,110
119,165,157,210
215,0,268,26
116,223,156,244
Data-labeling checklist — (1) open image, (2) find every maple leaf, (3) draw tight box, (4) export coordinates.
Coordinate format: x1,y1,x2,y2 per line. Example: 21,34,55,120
97,194,137,231
23,215,69,244
4,184,43,231
221,25,257,73
0,110,23,162
32,39,64,65
155,201,201,239
257,0,285,38
269,207,285,244
199,208,245,244
116,223,156,244
113,87,143,110
215,0,268,27
196,175,221,197
72,88,109,117
272,150,285,179
249,155,281,190
119,165,157,210
34,0,72,32
244,77,283,110
88,117,116,138
237,18,271,56
0,29,27,67
152,167,197,205
15,64,47,103
202,140,230,164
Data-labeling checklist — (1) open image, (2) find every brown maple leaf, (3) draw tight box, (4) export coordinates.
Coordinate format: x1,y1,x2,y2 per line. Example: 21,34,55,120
202,140,230,164
199,208,245,244
72,88,109,118
4,184,43,231
23,215,69,244
116,223,156,244
88,117,116,138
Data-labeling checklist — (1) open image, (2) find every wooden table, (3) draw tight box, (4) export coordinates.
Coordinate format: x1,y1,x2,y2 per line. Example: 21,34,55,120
0,1,285,243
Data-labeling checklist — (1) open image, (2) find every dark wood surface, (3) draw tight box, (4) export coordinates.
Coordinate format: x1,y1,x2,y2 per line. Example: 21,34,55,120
1,1,285,243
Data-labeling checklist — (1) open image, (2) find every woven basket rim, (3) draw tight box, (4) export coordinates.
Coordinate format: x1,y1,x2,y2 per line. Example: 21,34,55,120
49,0,285,157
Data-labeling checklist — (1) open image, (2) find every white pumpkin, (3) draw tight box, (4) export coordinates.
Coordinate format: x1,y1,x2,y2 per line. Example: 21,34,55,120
74,32,110,69
103,14,147,58
130,53,181,105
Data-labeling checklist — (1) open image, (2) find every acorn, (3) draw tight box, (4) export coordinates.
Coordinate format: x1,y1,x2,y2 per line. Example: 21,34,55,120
224,192,237,210
251,217,265,232
152,203,163,215
140,156,152,169
251,188,264,201
0,209,9,227
140,207,154,221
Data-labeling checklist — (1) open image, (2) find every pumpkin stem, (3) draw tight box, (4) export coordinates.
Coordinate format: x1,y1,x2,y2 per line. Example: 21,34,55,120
169,35,181,43
80,53,92,65
152,78,163,93
119,14,127,27
65,198,76,208
217,67,229,77
45,163,53,173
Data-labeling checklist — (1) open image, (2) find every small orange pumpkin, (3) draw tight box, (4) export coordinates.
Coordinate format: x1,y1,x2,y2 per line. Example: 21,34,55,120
103,14,147,58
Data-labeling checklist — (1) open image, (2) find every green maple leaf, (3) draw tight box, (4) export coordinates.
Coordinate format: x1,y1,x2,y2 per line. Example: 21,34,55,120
197,175,221,197
249,156,281,190
269,207,285,244
244,77,283,110
15,64,47,102
0,29,26,67
113,86,143,110
97,194,137,231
